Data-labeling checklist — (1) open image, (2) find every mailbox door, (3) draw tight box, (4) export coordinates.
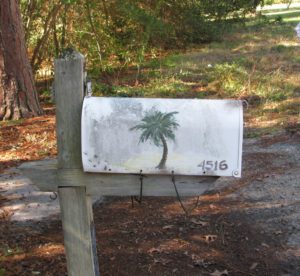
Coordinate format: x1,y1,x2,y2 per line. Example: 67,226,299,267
82,97,243,177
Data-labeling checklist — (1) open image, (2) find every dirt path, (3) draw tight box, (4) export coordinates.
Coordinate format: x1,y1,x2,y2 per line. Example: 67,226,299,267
0,131,299,275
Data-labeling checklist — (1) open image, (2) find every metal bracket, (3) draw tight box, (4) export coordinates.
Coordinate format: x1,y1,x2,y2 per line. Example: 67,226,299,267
131,170,144,207
86,80,92,97
84,71,92,97
242,100,249,109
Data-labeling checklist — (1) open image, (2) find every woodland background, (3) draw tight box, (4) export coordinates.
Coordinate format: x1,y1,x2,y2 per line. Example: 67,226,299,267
0,1,300,275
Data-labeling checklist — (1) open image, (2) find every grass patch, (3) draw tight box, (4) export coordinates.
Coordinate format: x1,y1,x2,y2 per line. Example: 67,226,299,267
0,268,6,276
39,89,53,103
0,119,24,127
93,7,300,135
102,22,298,100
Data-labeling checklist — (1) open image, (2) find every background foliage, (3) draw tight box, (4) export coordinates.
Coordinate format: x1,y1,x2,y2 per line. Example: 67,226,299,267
20,0,263,73
20,0,300,136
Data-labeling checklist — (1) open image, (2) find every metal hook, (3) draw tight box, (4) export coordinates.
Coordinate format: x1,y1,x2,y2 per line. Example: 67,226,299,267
50,192,57,201
171,171,200,216
131,170,144,207
139,170,143,204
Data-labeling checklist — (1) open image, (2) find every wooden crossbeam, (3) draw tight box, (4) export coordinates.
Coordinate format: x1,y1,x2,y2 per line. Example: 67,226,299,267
19,159,219,196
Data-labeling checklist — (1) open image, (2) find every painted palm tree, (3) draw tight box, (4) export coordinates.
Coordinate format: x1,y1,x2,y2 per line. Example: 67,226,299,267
130,109,179,169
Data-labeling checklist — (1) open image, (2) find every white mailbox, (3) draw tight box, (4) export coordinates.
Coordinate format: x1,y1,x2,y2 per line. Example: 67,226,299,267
82,97,243,177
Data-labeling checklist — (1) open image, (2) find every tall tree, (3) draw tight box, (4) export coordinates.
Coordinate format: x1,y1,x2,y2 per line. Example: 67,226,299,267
0,0,42,121
130,109,179,169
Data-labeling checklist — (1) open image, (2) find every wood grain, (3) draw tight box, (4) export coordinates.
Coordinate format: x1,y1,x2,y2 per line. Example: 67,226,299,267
59,187,99,276
19,159,220,196
54,52,84,169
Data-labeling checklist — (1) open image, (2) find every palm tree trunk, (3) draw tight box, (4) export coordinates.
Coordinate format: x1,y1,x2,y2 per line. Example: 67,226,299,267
156,134,168,169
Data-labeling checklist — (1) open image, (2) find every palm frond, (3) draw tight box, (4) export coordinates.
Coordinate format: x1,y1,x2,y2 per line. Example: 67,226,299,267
130,109,179,146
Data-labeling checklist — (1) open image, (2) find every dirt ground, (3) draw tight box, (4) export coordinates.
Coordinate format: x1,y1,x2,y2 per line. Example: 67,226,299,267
0,112,300,275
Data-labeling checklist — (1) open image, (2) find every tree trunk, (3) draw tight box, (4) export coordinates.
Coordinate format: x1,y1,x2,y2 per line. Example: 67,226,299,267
0,0,42,121
156,135,168,169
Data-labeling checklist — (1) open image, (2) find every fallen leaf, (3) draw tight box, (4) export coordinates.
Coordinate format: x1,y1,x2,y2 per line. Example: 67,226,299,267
210,269,229,276
203,235,218,243
261,243,269,248
191,218,209,226
250,262,258,270
153,258,171,265
162,225,174,230
191,255,211,268
193,259,204,267
148,247,162,254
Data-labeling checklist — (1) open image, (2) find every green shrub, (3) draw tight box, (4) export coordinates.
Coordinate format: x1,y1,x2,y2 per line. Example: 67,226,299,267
22,0,264,74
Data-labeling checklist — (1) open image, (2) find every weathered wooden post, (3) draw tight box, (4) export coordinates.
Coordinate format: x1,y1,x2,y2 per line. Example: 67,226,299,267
54,51,99,276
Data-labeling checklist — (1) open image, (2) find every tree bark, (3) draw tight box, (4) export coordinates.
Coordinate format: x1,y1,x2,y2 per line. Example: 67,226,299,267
156,134,168,169
0,0,42,120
